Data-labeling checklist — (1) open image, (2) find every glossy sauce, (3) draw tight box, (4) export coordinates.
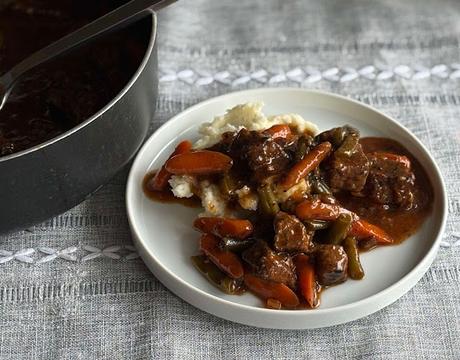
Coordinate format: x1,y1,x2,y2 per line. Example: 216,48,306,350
336,137,434,244
142,135,434,310
142,171,201,208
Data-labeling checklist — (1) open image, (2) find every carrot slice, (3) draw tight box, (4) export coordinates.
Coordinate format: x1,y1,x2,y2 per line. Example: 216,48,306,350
294,254,319,308
263,124,292,139
279,142,332,190
368,152,411,169
244,273,300,308
165,150,233,175
295,198,344,221
266,298,282,310
150,140,193,191
199,234,244,279
349,219,394,244
194,217,253,239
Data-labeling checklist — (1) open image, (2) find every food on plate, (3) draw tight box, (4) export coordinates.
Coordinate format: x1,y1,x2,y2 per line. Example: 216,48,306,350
143,102,433,309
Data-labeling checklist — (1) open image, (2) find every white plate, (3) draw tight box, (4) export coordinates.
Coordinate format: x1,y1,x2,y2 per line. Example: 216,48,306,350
126,88,447,329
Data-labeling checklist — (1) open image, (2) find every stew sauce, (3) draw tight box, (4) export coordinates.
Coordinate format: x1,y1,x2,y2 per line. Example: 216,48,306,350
141,123,435,310
143,171,201,208
336,137,434,244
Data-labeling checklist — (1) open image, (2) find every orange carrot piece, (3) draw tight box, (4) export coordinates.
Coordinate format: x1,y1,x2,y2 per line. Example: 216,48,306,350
244,273,300,308
151,140,193,191
279,142,332,190
165,150,233,175
295,198,344,221
266,298,282,310
349,219,394,245
294,254,319,308
194,217,253,239
369,152,411,169
199,234,244,279
263,124,292,139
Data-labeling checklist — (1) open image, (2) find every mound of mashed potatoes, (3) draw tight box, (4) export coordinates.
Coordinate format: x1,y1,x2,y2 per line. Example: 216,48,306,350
169,102,318,216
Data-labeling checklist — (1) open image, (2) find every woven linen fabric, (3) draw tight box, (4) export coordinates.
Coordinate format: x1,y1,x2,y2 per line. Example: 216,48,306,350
1,0,460,358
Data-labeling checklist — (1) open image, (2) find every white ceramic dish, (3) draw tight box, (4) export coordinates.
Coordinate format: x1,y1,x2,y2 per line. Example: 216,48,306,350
126,88,447,329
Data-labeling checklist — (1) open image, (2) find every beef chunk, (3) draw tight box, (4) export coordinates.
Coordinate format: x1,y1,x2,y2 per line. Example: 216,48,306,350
242,240,297,288
230,129,291,182
273,212,313,253
318,126,370,193
328,145,369,192
314,245,348,286
207,131,238,153
324,128,370,192
366,152,415,209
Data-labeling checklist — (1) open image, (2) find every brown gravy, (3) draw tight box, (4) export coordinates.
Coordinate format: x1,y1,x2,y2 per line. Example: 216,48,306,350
336,137,434,244
143,137,434,245
142,171,201,208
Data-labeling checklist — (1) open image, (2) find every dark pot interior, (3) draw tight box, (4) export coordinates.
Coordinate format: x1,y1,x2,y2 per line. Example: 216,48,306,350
0,1,158,232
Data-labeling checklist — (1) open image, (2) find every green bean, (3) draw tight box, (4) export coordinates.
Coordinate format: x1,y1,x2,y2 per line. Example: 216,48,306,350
294,135,313,162
220,276,245,294
257,184,280,216
343,236,365,279
316,127,347,147
303,219,330,231
219,172,238,199
336,133,359,157
219,237,254,252
280,199,297,213
311,177,332,195
326,213,353,245
191,255,244,294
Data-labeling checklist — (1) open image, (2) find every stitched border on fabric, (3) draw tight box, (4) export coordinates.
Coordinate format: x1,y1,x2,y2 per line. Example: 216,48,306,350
0,280,161,303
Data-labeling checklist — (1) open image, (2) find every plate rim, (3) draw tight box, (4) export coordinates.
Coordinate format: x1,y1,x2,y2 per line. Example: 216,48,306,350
126,87,447,328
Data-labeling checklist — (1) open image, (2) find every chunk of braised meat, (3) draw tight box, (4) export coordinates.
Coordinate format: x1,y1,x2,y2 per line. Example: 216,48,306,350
318,126,369,193
242,240,297,289
328,147,369,192
314,245,348,286
229,129,291,183
207,131,238,154
273,212,313,253
365,152,415,209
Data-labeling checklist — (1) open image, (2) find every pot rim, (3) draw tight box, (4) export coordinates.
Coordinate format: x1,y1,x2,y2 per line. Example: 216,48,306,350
0,9,157,163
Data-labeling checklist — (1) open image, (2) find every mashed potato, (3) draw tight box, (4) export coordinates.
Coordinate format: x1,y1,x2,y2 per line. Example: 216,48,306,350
193,102,318,149
169,102,319,216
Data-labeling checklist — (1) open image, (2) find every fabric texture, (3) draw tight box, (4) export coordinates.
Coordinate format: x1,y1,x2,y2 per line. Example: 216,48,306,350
1,0,460,358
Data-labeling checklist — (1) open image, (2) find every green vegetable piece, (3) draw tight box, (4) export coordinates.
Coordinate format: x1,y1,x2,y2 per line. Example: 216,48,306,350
326,213,353,245
317,127,347,147
316,126,360,149
294,135,313,162
303,219,330,231
336,133,359,157
343,236,365,279
219,172,238,198
191,255,244,294
257,184,280,217
219,237,254,252
311,177,332,195
220,276,245,294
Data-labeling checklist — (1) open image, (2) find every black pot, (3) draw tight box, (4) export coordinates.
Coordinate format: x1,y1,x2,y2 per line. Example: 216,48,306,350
0,10,158,233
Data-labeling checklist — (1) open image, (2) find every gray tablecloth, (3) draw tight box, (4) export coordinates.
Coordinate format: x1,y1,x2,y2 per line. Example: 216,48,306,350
1,0,460,358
